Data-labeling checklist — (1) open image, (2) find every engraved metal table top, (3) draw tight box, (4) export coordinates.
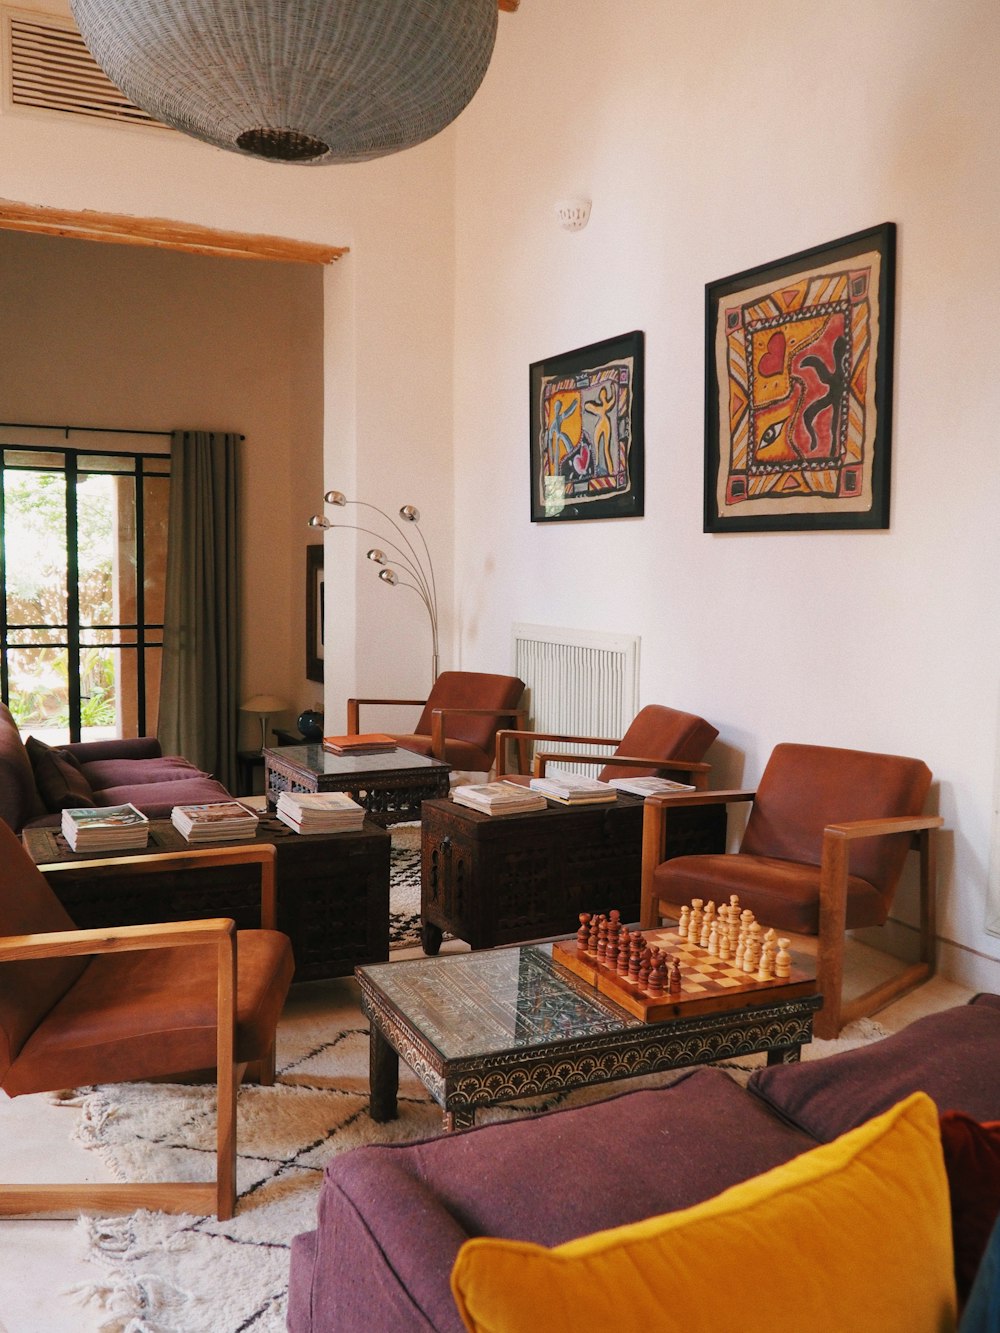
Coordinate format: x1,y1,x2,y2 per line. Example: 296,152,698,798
265,744,450,779
357,944,643,1059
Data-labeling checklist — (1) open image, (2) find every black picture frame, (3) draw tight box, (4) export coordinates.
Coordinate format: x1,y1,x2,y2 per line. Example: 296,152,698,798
529,330,645,523
306,545,324,683
704,223,895,533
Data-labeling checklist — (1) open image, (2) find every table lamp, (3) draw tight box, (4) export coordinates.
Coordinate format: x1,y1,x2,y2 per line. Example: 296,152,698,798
241,694,288,752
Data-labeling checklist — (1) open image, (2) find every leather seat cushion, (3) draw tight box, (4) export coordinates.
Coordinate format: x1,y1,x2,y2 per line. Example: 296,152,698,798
653,853,886,934
3,929,294,1097
392,735,490,772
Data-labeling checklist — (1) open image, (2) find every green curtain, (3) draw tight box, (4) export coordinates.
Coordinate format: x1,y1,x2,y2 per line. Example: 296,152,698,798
158,430,241,792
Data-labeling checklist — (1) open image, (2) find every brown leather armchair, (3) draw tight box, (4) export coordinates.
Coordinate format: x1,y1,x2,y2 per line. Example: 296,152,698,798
495,703,718,787
0,822,294,1220
640,743,942,1039
347,670,526,772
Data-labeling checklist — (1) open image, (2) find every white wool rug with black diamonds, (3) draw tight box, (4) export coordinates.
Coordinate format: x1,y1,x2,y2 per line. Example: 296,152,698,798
64,970,886,1333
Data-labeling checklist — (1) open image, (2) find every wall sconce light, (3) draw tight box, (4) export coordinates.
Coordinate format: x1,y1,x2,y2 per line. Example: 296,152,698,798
555,197,592,231
309,492,439,683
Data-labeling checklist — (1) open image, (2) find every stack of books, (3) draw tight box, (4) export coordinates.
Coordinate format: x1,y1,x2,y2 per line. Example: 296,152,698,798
62,803,150,851
451,781,548,816
321,733,397,756
528,774,618,805
608,776,697,797
171,800,260,842
276,790,366,833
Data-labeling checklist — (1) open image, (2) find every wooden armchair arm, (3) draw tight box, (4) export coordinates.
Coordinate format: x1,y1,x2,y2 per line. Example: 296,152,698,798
429,707,528,760
0,917,234,964
347,696,426,733
495,727,623,777
42,843,278,929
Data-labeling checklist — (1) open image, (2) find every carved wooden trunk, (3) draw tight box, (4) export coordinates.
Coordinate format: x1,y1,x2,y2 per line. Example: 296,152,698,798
420,796,726,953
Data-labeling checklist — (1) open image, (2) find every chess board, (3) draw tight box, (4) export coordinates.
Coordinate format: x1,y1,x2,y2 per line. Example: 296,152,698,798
551,925,817,1023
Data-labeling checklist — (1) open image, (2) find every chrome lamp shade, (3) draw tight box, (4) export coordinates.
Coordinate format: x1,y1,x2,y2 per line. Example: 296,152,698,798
68,0,499,165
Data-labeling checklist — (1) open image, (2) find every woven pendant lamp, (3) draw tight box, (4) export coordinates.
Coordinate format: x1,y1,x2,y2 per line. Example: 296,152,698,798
68,0,499,165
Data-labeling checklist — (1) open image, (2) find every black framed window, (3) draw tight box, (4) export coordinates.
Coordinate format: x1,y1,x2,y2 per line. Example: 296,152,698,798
0,445,170,743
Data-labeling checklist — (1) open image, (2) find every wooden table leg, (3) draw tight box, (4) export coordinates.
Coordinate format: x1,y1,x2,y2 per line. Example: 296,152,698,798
766,1044,802,1066
421,919,444,955
368,1022,400,1121
444,1106,476,1132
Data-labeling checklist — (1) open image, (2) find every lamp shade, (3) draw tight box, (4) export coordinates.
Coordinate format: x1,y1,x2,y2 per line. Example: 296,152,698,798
68,0,499,165
241,694,288,716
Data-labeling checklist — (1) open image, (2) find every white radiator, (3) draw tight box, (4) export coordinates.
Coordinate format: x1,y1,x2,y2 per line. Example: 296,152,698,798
511,623,640,774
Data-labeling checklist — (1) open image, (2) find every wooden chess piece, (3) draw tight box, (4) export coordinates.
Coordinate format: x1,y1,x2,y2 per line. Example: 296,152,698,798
678,905,690,939
577,913,591,953
775,938,792,978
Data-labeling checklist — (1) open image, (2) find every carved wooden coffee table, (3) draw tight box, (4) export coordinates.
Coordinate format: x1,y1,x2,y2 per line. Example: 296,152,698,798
356,941,821,1130
264,743,450,827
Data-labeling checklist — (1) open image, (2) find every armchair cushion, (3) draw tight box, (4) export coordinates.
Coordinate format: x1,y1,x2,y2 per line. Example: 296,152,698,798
25,737,95,812
740,743,932,906
388,734,499,773
598,705,718,783
652,851,886,933
413,673,525,757
3,928,293,1097
939,1111,1000,1308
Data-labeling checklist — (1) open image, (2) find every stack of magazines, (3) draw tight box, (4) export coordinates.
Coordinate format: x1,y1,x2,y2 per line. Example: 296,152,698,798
62,803,150,851
171,801,260,843
608,776,697,797
321,733,396,755
451,782,547,816
276,790,366,833
528,774,618,805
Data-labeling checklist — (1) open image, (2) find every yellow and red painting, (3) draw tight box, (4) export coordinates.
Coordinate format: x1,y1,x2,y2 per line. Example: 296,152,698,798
707,225,894,531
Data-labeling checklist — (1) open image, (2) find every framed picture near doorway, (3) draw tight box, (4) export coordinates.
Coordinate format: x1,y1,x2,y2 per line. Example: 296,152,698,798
705,223,895,532
529,330,645,523
306,544,324,682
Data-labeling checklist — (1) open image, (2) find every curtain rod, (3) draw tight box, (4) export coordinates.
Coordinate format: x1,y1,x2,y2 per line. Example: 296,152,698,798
0,422,245,441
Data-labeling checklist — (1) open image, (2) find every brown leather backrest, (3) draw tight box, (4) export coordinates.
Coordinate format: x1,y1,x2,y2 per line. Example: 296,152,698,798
598,705,719,783
416,672,525,751
0,820,88,1082
740,743,932,901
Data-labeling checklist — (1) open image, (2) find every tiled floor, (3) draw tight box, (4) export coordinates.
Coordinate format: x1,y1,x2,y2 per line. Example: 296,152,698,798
0,951,979,1333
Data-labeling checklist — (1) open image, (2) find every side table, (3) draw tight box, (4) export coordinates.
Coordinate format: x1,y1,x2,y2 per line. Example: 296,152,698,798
420,795,726,954
264,743,450,827
24,817,391,983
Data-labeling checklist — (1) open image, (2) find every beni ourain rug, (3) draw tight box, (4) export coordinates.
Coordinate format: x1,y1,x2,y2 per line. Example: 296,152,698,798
56,827,889,1333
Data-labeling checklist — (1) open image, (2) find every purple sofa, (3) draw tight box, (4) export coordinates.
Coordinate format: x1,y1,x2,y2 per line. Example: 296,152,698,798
0,702,231,833
287,994,1000,1332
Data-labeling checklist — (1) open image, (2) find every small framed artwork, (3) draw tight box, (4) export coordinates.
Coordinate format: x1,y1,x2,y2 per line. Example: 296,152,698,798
529,330,645,522
306,545,324,683
705,223,895,532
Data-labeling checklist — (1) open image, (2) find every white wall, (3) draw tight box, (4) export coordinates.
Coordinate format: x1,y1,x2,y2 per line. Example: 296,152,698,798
451,0,1000,987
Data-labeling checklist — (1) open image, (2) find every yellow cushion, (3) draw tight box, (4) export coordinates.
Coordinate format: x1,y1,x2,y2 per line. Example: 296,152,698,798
450,1091,956,1333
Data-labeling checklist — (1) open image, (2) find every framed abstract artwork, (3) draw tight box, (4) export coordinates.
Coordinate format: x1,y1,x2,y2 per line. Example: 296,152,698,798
529,330,645,522
704,223,895,532
306,544,324,683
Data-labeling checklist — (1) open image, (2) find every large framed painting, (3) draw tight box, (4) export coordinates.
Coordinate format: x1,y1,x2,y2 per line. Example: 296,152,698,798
529,330,645,523
705,223,895,532
306,544,324,683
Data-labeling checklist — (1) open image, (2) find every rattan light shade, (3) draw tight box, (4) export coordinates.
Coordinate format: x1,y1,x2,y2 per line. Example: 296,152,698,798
67,0,499,165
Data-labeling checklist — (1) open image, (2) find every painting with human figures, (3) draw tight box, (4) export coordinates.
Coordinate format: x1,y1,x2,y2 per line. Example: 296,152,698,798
530,331,644,522
705,224,895,532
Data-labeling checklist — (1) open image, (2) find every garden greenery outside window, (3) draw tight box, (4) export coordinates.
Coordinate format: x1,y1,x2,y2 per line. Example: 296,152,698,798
0,437,170,744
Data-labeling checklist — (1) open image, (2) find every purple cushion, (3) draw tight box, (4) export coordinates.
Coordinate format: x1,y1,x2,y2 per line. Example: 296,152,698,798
93,777,232,819
748,998,1000,1141
24,737,95,811
289,1068,813,1333
79,755,207,791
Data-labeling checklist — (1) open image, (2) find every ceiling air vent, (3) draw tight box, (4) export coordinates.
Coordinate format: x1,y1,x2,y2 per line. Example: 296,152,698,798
3,7,168,130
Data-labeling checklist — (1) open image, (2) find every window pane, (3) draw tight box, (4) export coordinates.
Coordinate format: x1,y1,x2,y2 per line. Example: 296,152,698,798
6,646,69,730
6,627,66,646
145,645,162,737
143,474,169,626
80,643,120,738
4,465,67,657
